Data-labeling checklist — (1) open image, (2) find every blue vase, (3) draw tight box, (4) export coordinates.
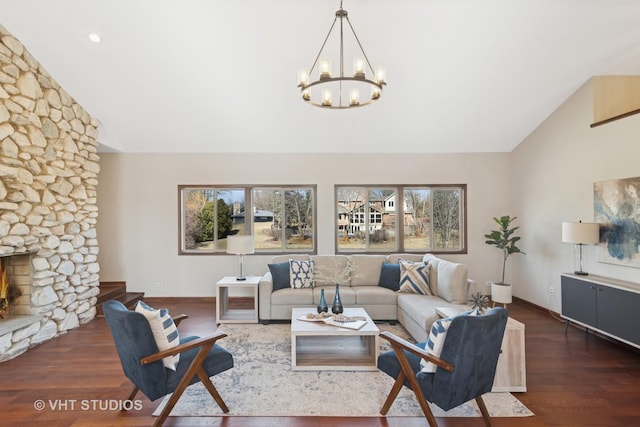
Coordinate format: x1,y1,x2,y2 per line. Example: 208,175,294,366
331,283,343,314
317,288,328,313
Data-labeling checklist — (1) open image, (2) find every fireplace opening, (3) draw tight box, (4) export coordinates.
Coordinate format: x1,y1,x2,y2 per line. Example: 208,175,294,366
0,254,40,341
0,255,31,318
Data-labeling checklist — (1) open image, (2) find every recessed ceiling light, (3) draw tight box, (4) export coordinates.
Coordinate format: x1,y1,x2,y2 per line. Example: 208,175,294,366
88,33,102,43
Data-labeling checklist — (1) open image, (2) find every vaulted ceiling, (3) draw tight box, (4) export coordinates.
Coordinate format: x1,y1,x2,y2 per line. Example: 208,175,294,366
2,0,640,153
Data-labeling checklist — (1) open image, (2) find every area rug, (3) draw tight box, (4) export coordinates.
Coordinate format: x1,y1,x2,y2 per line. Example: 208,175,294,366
154,322,533,418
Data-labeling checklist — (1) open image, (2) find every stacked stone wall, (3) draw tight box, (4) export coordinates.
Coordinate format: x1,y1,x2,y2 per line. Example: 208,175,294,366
0,24,100,362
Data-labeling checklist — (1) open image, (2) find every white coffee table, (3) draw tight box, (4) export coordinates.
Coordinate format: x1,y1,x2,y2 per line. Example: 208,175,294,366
290,307,380,371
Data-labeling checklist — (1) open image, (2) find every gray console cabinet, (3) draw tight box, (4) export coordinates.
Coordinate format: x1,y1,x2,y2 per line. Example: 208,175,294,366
561,273,640,349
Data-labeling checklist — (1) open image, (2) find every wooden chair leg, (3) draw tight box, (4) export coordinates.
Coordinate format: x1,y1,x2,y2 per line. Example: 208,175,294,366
153,343,215,427
380,371,407,415
475,395,492,427
197,366,229,413
387,343,439,427
120,385,139,414
124,385,139,404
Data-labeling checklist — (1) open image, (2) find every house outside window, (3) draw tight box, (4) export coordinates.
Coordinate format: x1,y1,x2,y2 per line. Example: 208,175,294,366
335,185,466,254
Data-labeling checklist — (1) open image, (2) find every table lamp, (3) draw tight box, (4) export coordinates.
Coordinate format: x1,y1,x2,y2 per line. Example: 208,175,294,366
226,235,254,281
562,221,599,275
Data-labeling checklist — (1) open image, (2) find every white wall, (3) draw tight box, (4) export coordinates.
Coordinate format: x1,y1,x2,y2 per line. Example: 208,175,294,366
96,153,512,297
512,79,640,311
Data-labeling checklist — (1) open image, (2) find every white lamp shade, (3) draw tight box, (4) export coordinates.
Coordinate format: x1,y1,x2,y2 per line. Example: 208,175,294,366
562,222,600,244
491,283,512,304
226,235,254,255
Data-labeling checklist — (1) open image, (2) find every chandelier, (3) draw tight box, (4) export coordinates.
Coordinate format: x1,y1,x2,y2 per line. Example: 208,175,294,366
297,1,386,109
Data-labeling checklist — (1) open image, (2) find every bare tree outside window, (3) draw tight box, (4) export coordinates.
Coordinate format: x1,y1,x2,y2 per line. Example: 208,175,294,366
432,188,461,250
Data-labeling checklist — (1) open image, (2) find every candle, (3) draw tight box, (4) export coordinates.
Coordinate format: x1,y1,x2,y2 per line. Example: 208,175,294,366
322,89,332,106
320,58,332,79
298,69,309,86
350,88,360,106
353,57,365,78
375,67,386,84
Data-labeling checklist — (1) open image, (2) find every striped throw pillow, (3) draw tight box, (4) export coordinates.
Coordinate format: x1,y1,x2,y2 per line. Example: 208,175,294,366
420,308,482,373
135,301,180,370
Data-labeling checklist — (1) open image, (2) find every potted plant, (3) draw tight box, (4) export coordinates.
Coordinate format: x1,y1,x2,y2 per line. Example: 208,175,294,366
484,215,525,306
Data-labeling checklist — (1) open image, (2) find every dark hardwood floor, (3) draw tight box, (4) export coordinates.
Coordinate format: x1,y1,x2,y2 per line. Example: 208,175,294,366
1,298,639,426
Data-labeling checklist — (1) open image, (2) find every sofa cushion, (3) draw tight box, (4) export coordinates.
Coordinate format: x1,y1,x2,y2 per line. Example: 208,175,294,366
353,286,397,305
314,286,357,305
311,255,351,287
271,254,310,264
422,254,468,304
378,262,401,291
268,262,290,291
397,293,450,337
271,287,314,305
398,260,432,295
387,253,424,264
350,255,386,286
289,259,314,289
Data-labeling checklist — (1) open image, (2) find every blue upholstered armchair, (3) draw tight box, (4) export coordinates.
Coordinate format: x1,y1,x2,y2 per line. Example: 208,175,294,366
378,307,508,427
103,300,234,427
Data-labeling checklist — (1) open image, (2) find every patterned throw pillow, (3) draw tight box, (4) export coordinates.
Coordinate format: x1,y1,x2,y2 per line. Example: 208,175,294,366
135,301,180,370
398,260,432,295
420,308,482,373
289,259,314,289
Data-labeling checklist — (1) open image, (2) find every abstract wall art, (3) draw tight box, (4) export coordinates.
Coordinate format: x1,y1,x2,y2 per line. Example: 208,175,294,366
594,176,640,268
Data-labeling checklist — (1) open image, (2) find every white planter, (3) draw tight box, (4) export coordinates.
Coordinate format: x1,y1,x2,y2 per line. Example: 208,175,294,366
491,283,512,306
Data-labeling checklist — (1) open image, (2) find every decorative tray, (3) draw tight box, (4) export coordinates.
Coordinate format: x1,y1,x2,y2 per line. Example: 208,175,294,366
297,313,368,329
297,313,332,322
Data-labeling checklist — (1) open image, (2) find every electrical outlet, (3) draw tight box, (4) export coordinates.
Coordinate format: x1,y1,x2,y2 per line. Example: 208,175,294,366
155,281,165,288
548,286,555,296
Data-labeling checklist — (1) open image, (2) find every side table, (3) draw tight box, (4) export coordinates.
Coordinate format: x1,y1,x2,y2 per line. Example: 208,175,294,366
435,306,526,392
216,276,261,324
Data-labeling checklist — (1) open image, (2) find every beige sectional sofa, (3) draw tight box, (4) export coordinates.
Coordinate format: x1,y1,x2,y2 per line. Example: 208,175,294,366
258,253,472,342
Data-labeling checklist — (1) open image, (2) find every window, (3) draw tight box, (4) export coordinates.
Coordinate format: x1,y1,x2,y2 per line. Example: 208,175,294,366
179,185,316,254
335,185,466,254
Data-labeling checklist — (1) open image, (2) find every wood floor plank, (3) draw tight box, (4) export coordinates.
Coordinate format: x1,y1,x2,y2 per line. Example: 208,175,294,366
0,299,638,426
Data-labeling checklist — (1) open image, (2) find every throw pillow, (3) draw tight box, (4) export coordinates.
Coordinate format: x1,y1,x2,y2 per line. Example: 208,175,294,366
378,262,401,291
268,262,290,291
135,301,180,370
420,308,482,373
398,260,432,295
289,259,314,289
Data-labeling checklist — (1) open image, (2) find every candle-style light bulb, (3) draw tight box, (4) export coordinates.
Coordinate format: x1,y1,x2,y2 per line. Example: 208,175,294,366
322,89,332,106
320,58,332,80
353,57,366,78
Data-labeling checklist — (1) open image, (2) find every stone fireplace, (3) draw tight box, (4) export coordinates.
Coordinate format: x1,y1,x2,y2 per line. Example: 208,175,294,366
0,26,100,361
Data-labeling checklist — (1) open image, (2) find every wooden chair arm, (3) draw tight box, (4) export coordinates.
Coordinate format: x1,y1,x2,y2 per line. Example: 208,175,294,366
173,314,188,326
140,331,228,365
380,331,454,372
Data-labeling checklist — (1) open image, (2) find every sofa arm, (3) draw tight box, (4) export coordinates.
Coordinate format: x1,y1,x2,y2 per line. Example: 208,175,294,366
258,272,274,320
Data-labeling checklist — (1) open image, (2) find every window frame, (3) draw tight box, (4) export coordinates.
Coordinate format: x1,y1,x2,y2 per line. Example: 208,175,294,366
178,184,317,255
334,184,467,254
